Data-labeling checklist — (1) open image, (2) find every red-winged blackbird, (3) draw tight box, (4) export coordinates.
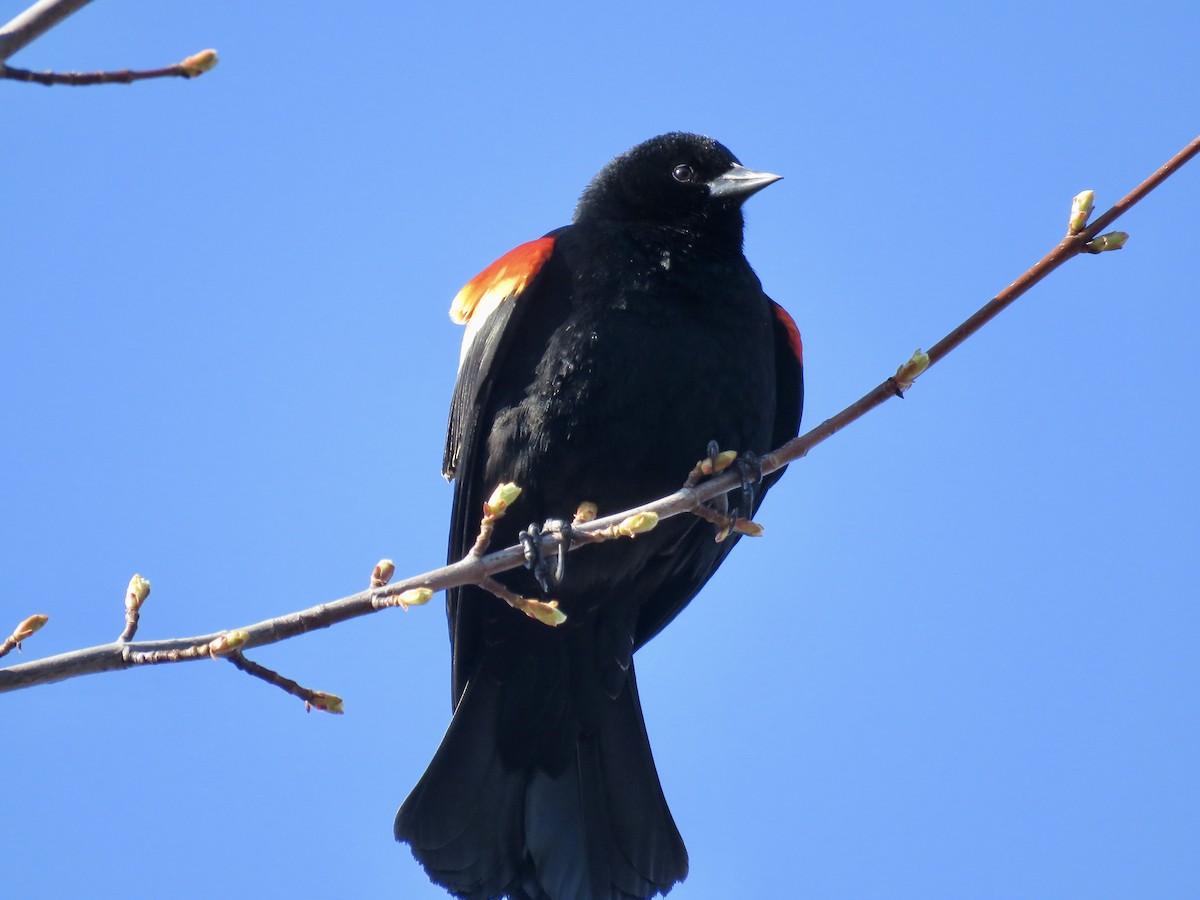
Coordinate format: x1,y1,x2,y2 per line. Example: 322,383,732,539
395,133,804,900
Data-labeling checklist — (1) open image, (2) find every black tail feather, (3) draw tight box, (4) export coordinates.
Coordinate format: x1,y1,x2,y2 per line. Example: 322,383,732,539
396,664,687,900
596,670,688,896
395,675,525,899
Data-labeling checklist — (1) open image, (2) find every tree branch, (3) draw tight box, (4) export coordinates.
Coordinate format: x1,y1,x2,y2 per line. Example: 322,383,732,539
2,48,217,84
759,132,1200,476
0,1,216,84
0,0,94,63
3,132,1196,700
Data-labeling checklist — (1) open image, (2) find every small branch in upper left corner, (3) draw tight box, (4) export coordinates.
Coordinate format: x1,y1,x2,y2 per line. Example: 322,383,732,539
1,48,217,86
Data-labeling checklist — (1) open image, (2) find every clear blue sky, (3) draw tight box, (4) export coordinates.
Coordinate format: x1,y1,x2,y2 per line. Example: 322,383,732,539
4,2,1198,898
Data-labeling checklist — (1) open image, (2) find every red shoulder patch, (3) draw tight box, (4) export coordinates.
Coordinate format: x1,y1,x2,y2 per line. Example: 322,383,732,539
449,237,556,325
773,302,803,364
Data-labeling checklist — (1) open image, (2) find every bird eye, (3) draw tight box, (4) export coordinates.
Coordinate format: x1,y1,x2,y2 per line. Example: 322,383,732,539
672,164,696,183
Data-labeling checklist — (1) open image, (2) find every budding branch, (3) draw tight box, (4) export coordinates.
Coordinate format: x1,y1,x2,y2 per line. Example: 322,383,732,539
3,130,1197,704
0,0,217,82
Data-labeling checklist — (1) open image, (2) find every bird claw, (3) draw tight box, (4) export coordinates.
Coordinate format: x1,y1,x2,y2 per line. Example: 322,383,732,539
546,519,572,586
520,520,571,593
520,523,551,593
733,452,762,518
691,442,762,538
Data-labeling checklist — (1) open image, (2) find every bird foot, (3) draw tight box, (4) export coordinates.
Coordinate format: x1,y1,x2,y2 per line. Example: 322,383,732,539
688,442,764,540
519,519,571,592
732,452,763,518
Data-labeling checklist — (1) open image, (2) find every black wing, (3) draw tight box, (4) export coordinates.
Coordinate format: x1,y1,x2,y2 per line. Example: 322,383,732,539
442,229,568,707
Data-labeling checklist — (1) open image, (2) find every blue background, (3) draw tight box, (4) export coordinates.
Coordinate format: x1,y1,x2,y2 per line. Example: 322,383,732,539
3,2,1198,897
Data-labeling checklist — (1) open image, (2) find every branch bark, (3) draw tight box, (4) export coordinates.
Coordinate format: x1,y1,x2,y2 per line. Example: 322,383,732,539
3,132,1197,698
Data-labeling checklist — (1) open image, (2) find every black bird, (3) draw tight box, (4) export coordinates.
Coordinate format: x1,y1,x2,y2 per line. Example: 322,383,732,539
395,133,804,900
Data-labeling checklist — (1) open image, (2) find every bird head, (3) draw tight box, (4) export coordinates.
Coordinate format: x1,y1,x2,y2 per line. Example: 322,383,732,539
574,132,781,234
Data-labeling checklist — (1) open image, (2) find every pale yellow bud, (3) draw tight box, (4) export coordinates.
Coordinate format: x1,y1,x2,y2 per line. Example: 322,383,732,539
733,518,765,537
712,450,739,473
573,502,598,524
180,49,219,77
398,588,433,610
484,482,523,517
307,691,345,714
125,575,151,613
517,598,567,627
208,630,249,658
371,559,396,588
617,512,659,537
893,349,931,392
1068,190,1095,234
12,614,48,642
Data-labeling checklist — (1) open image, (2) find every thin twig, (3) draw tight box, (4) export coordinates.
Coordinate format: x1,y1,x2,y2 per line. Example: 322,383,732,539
118,575,151,642
225,652,344,714
2,49,217,85
2,133,1196,697
478,574,528,606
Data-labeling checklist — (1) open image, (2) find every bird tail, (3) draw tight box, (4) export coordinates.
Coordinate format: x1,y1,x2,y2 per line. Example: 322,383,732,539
395,664,688,900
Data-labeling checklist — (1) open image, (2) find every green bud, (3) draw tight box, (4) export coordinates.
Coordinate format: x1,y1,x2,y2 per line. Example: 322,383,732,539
208,629,249,658
893,349,931,392
1086,231,1128,253
517,598,567,627
125,575,151,612
307,691,345,714
484,482,522,517
617,512,659,537
398,587,433,610
1068,190,1095,234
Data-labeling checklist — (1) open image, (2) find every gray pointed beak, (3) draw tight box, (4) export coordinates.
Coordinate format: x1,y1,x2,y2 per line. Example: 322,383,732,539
707,164,783,202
